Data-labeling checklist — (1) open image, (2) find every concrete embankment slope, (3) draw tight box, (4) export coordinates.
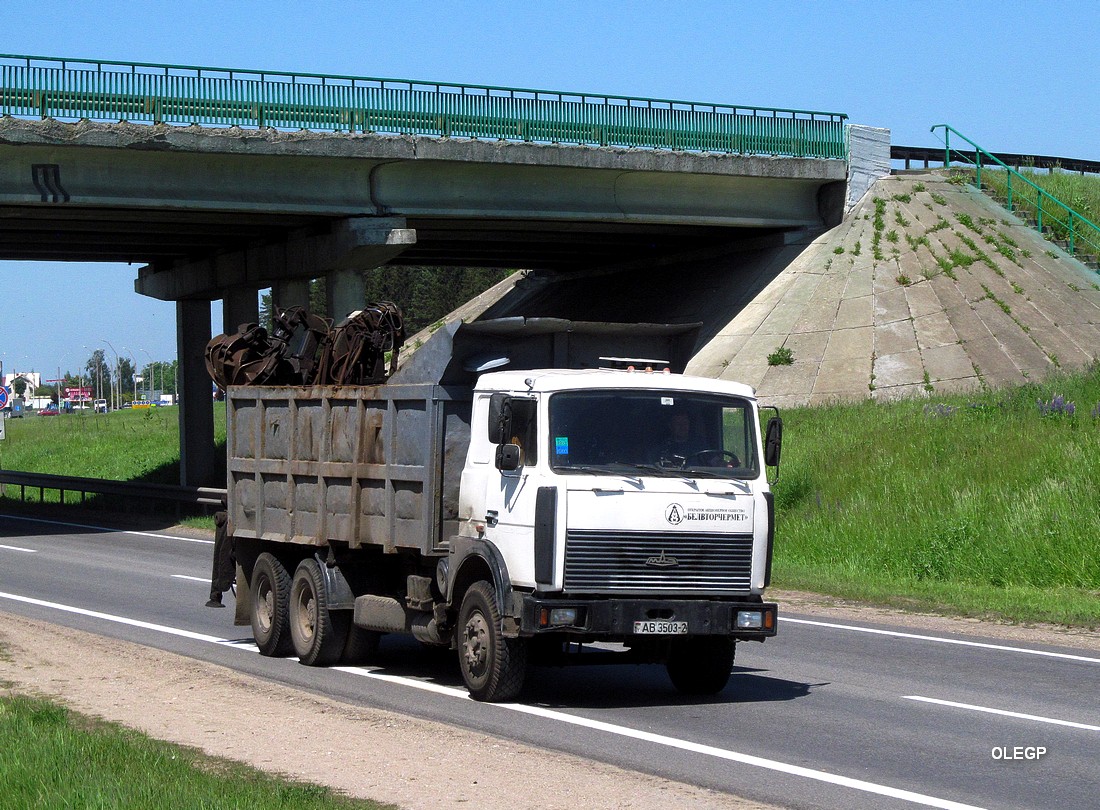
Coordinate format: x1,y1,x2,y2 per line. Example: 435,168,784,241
687,173,1100,406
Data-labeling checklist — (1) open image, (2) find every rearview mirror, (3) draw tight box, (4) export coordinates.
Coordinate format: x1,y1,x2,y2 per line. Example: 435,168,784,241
487,393,512,444
764,416,783,468
495,443,521,471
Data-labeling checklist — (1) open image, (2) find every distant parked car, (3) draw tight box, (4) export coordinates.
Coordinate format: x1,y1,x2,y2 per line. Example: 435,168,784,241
94,399,108,413
38,403,59,416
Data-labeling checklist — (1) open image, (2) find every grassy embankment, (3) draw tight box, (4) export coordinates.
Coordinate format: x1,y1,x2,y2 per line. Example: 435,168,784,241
962,167,1100,256
0,694,391,810
773,364,1100,627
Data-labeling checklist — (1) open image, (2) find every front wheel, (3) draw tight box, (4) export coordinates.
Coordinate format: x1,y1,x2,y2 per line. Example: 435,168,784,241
289,557,349,666
457,582,527,702
666,637,735,695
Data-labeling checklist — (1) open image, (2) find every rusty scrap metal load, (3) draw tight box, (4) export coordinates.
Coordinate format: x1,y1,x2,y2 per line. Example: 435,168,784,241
205,303,406,389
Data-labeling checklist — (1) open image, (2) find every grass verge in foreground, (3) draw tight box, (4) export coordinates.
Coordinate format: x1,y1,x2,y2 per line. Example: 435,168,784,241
771,364,1100,628
0,693,394,810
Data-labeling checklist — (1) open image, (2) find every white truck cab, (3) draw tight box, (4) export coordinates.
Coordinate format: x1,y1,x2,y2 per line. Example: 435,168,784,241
445,365,780,698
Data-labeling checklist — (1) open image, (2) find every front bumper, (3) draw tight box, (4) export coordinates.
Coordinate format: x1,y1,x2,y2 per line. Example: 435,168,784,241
518,595,778,640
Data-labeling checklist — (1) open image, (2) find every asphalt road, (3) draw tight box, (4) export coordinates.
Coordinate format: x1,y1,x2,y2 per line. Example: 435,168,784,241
1,511,1097,810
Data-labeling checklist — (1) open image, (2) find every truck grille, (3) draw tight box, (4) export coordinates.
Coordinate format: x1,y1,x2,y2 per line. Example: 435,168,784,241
563,530,754,594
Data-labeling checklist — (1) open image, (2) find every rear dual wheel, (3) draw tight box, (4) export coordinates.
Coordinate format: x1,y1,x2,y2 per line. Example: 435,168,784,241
250,553,293,657
289,557,350,666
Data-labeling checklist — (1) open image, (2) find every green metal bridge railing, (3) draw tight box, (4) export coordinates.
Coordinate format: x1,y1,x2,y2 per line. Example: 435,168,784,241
932,124,1100,264
1,54,848,159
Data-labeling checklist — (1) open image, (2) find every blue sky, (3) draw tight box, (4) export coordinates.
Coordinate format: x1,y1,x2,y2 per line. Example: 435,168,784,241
2,0,1098,378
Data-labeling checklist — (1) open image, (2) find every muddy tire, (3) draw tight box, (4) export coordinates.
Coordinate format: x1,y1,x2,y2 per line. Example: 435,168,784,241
289,557,349,666
457,581,527,702
666,637,735,695
250,552,293,657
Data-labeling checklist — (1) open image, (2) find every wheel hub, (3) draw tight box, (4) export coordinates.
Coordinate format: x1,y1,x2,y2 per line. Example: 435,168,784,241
462,613,489,675
257,586,274,632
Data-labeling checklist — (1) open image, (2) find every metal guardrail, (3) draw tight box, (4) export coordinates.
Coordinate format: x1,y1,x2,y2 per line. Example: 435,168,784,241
0,469,226,513
930,124,1100,262
0,53,849,159
893,144,1100,175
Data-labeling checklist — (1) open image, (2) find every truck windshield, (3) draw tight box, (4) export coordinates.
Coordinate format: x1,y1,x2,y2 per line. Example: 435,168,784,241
548,390,759,479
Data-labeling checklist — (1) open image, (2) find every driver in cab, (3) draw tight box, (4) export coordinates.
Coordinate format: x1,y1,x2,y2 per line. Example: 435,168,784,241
661,410,707,463
660,409,739,468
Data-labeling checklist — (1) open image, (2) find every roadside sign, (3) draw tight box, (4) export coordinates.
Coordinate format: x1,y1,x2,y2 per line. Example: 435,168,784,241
0,386,8,410
0,417,5,440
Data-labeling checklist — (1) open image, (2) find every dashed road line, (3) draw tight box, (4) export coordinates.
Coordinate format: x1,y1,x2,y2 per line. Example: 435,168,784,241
782,617,1100,664
904,695,1100,731
0,543,37,553
0,513,213,544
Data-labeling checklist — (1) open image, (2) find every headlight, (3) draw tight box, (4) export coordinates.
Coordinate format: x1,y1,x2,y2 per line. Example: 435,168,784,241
736,611,763,629
549,607,579,626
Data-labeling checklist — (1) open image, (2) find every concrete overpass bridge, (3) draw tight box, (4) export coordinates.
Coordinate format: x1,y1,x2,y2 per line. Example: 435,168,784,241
0,54,886,486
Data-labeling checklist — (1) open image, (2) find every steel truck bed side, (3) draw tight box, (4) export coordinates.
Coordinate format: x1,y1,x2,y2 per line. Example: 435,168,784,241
226,382,471,554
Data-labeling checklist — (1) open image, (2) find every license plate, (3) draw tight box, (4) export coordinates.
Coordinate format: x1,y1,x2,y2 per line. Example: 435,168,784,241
633,620,688,635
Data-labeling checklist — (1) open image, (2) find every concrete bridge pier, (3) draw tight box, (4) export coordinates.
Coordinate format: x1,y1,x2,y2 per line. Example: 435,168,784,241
273,278,311,312
222,284,259,335
176,299,217,487
326,268,365,324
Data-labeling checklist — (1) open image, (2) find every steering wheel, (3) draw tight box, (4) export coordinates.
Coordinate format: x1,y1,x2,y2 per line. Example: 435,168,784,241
686,449,740,467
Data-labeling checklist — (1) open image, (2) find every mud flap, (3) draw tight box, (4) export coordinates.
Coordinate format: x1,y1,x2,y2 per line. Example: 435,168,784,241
206,511,234,607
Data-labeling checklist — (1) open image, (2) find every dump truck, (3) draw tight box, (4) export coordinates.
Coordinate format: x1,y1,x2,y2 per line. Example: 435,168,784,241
211,317,781,701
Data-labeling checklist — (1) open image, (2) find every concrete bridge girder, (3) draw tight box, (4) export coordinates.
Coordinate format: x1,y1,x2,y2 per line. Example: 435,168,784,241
136,216,415,302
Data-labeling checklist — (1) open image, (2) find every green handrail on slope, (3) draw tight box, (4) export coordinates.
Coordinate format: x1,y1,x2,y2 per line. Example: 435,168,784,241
0,53,849,160
932,124,1100,262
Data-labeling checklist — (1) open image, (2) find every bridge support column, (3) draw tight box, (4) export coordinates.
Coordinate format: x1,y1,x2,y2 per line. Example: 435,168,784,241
326,268,365,322
273,278,311,311
176,299,217,487
222,285,259,334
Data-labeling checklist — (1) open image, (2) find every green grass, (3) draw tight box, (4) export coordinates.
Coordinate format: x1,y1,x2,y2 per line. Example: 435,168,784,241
767,346,794,366
0,694,392,810
0,406,225,481
771,365,1100,627
962,168,1100,256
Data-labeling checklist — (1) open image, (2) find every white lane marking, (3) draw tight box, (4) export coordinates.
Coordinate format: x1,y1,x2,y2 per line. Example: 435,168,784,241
339,666,985,809
0,591,227,644
171,575,209,583
905,696,1100,732
0,590,985,810
0,513,213,545
781,617,1100,665
0,543,37,553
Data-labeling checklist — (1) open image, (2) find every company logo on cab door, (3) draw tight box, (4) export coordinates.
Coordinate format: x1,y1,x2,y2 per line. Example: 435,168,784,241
666,502,750,525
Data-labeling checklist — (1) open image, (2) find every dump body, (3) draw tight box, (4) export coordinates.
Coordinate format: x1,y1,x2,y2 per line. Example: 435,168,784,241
226,382,471,554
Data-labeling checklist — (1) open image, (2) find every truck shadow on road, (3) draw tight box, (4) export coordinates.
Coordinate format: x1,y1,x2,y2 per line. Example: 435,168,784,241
361,639,819,708
520,665,818,709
